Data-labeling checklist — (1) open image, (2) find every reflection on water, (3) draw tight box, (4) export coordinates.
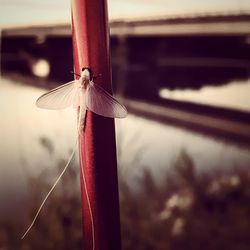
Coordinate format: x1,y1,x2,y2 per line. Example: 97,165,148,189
159,79,250,112
31,58,50,78
0,77,77,217
116,114,250,189
1,77,250,198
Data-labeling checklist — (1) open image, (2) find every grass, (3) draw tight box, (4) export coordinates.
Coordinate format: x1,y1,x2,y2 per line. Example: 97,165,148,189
1,150,250,249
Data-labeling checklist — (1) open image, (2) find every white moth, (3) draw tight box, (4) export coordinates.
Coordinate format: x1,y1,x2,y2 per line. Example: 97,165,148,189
36,68,127,129
22,68,127,241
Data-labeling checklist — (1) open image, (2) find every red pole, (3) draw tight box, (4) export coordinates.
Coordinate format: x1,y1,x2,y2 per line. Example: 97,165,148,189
71,1,122,250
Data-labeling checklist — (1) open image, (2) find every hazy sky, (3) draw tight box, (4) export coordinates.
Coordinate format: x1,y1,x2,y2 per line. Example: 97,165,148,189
0,0,250,27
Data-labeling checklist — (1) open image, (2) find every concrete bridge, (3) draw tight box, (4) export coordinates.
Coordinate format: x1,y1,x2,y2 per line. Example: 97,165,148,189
2,11,250,37
1,12,250,146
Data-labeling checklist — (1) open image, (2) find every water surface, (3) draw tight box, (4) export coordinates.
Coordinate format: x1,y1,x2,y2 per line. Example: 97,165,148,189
0,76,250,215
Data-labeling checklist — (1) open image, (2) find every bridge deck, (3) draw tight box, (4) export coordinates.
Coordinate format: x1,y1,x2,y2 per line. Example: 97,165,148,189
2,12,250,37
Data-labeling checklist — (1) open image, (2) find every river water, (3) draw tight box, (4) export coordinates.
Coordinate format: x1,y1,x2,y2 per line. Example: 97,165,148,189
0,76,250,216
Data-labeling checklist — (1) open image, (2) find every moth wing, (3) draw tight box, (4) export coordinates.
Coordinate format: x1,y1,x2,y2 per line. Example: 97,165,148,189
86,82,127,118
36,80,78,109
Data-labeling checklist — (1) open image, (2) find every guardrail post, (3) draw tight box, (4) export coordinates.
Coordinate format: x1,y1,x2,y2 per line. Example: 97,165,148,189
71,0,122,249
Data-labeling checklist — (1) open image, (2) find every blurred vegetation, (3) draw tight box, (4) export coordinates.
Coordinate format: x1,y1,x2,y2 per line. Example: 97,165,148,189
0,150,250,249
0,157,83,250
120,151,250,250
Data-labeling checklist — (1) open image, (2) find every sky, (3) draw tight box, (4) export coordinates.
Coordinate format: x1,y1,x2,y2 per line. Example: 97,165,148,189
0,0,250,27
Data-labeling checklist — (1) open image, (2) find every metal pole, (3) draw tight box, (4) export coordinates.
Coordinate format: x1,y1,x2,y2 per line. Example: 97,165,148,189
71,1,122,250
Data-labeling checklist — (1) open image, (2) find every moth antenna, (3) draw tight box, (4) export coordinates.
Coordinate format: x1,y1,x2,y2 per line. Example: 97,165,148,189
92,73,102,81
70,71,81,77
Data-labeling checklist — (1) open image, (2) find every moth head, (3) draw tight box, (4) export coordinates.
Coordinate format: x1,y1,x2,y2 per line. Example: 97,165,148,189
81,67,91,80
